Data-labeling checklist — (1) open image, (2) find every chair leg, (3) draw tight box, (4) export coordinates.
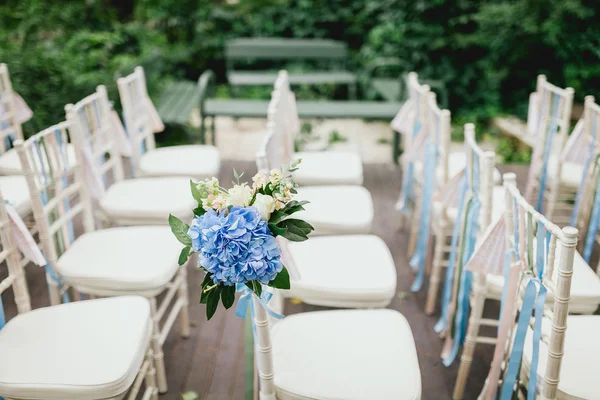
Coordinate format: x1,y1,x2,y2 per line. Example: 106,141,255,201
145,349,160,400
425,227,446,315
178,266,191,338
453,273,487,400
46,273,61,306
150,298,168,393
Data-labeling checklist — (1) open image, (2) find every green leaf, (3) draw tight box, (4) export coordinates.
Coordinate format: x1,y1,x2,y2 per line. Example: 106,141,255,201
278,218,314,242
282,200,309,215
268,223,287,237
193,206,206,217
178,246,191,266
206,286,222,320
199,272,213,304
169,214,192,246
190,180,203,203
268,265,290,289
181,391,199,400
221,285,236,309
268,210,287,225
245,281,262,298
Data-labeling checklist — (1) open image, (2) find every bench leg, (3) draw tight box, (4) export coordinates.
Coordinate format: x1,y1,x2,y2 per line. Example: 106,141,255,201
348,82,357,100
200,116,206,145
211,116,216,145
393,130,401,165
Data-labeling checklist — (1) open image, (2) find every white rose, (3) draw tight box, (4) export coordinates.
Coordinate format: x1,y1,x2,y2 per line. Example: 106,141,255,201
253,193,276,221
228,184,253,207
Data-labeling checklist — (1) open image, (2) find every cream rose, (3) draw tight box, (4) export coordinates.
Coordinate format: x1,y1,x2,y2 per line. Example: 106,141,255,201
228,184,253,207
253,193,276,221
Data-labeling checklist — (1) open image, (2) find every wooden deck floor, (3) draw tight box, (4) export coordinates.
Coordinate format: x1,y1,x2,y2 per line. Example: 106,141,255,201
1,161,530,400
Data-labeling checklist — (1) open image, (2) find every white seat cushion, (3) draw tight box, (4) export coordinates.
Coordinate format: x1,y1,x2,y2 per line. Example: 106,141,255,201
0,296,151,400
415,152,502,187
292,151,363,186
486,248,600,314
272,309,421,400
294,186,374,235
0,176,31,216
57,226,181,294
139,145,220,180
434,185,506,223
547,158,584,188
0,144,77,176
287,235,396,307
100,177,195,225
523,315,600,399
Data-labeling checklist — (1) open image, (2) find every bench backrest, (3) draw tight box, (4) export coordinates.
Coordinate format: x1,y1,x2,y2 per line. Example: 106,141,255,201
226,38,347,61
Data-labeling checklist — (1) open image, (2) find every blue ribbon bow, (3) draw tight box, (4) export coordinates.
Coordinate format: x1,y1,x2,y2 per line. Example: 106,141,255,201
235,283,284,323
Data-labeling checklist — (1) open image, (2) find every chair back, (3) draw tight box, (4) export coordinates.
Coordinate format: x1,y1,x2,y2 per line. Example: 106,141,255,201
257,88,290,172
66,86,125,191
272,70,299,161
0,63,24,153
406,72,430,147
117,66,160,174
426,91,451,186
490,174,577,399
0,189,32,329
15,122,95,277
525,76,574,210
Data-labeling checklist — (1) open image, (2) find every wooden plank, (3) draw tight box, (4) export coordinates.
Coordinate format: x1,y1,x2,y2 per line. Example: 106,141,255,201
205,99,402,120
228,71,357,86
225,38,347,60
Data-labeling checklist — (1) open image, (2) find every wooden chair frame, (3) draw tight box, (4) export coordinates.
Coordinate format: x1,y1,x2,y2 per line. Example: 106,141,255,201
0,63,24,154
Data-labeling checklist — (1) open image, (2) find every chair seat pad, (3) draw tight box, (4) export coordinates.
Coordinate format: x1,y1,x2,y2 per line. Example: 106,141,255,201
100,177,195,225
57,226,181,292
292,151,363,186
287,235,396,307
434,185,506,223
523,315,600,399
0,144,77,176
272,309,421,400
0,296,151,400
139,145,220,180
415,151,502,185
294,186,373,235
0,175,31,216
547,158,584,188
486,248,600,314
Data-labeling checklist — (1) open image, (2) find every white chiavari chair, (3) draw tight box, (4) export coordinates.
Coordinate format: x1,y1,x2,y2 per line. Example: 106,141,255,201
525,75,575,223
273,71,364,186
425,123,504,314
473,174,592,399
15,123,190,394
117,66,221,180
250,296,421,399
262,78,374,236
0,189,159,400
66,85,195,226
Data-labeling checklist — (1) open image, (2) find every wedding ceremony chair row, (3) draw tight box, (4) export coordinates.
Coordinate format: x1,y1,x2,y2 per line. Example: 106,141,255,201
255,83,396,309
272,70,364,186
117,66,221,180
66,85,195,226
15,123,191,393
425,123,504,315
0,189,159,400
266,72,374,235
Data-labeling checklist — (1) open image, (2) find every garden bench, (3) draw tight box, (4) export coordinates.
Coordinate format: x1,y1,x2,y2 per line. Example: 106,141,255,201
225,38,358,98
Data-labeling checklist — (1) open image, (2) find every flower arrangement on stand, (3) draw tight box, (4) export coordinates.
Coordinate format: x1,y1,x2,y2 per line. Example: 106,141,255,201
169,160,313,320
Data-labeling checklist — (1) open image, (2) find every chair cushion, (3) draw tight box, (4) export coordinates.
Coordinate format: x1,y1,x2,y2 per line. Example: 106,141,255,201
139,145,220,180
486,247,600,314
0,144,77,176
292,151,363,186
547,158,584,188
272,309,421,400
0,296,151,400
57,226,181,293
0,176,31,217
99,177,195,225
434,185,506,223
523,315,600,399
287,235,396,307
294,186,373,235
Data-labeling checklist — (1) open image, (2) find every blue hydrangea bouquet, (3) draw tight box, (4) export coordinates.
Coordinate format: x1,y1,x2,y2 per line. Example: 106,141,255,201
168,160,313,320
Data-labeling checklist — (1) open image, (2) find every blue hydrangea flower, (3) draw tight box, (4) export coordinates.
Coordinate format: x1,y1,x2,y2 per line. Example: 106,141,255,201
187,206,282,286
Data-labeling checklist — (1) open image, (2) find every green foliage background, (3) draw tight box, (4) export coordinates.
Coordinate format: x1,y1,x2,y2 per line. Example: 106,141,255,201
2,0,599,160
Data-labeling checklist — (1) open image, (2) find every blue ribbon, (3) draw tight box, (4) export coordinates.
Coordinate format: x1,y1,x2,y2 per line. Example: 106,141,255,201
570,143,595,227
410,139,437,291
0,295,5,330
399,119,423,215
434,175,468,333
55,129,75,244
536,95,561,213
235,283,284,323
500,279,547,400
583,177,600,262
536,222,547,279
